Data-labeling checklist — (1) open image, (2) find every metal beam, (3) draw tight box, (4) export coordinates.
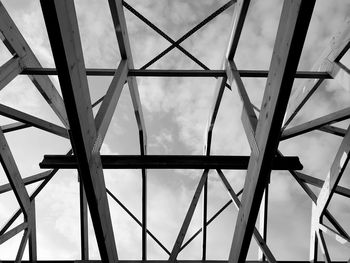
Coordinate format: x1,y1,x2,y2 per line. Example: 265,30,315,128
40,1,118,261
283,18,350,129
202,173,208,261
0,2,69,128
229,1,315,262
21,67,332,79
0,104,69,139
40,155,303,170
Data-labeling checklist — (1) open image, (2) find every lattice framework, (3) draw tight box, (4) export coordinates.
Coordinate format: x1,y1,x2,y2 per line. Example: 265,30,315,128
0,0,349,262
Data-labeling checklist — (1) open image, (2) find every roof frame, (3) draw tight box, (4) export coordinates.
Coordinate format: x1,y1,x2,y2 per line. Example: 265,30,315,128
0,0,350,261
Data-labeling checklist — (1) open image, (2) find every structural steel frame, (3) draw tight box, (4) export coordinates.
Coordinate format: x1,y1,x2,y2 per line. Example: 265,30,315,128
0,0,349,262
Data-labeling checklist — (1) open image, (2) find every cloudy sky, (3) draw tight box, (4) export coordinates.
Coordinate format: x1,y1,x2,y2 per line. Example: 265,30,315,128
0,0,350,261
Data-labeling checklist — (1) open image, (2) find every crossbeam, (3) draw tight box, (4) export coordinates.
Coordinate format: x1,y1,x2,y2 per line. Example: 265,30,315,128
21,68,332,78
0,104,69,139
281,107,350,140
40,155,302,170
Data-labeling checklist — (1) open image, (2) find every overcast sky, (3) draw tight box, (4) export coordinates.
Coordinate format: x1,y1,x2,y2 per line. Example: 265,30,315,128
0,0,350,261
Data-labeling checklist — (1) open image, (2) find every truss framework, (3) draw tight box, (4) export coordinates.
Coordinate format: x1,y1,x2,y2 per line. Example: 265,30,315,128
0,0,349,262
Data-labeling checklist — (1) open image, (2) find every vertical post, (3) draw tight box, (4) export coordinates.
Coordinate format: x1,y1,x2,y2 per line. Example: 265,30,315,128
310,204,318,262
202,174,208,260
140,130,147,261
142,168,147,261
79,174,89,260
28,200,37,262
258,183,269,261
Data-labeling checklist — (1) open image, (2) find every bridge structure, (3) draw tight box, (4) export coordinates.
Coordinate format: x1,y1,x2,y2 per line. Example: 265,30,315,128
0,0,349,262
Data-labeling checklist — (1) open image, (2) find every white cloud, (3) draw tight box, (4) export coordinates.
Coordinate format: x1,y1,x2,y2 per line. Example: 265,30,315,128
1,0,350,260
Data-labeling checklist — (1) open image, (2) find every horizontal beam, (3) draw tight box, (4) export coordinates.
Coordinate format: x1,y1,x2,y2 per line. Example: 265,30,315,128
21,68,332,78
40,155,303,170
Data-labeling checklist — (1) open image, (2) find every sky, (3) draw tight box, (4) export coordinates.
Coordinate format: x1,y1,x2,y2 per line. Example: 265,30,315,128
0,0,350,261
